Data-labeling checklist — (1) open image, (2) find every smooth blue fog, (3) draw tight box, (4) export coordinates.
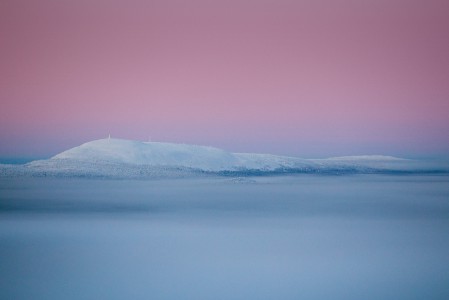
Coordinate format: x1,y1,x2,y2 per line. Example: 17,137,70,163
1,175,449,300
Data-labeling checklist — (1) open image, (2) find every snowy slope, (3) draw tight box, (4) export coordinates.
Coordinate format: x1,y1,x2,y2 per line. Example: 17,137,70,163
51,138,239,171
49,138,405,172
47,138,328,172
2,138,447,178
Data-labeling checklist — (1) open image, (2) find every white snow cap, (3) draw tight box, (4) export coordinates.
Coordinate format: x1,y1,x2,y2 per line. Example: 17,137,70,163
50,138,410,172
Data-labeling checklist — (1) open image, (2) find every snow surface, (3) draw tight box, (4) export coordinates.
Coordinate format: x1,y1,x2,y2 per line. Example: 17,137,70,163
52,138,239,171
1,138,448,178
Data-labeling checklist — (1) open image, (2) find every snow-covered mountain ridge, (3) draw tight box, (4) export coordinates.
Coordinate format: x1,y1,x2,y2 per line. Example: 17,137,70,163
1,138,447,178
51,138,239,171
46,138,407,171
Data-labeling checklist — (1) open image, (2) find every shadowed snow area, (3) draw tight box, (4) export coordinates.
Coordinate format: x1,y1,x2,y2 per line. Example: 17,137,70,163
1,138,447,178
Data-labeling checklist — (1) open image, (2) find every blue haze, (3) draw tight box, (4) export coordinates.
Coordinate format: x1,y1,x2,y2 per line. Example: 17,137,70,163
1,175,449,299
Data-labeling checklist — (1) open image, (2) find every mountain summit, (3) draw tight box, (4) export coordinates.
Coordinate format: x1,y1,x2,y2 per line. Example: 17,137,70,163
52,138,239,171
1,138,445,178
50,138,407,172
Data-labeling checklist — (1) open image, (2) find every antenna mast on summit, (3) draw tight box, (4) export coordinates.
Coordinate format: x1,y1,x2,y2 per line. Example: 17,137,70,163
108,134,111,140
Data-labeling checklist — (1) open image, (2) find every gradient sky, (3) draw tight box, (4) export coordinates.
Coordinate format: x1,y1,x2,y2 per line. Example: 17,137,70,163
1,0,449,158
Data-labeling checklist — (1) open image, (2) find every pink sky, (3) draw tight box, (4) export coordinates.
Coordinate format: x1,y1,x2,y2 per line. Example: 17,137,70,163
1,0,449,158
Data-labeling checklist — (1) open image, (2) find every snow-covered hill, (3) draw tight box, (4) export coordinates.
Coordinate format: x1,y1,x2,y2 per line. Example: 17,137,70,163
1,138,447,178
51,138,239,171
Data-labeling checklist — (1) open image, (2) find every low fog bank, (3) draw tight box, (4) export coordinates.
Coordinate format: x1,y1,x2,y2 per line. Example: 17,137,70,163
1,175,449,220
1,175,449,300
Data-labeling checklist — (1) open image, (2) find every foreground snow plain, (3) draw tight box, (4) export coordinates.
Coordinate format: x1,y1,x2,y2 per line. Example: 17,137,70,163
1,174,449,300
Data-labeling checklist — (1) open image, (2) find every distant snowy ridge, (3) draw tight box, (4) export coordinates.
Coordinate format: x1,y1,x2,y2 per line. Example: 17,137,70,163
1,138,448,178
51,139,238,171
